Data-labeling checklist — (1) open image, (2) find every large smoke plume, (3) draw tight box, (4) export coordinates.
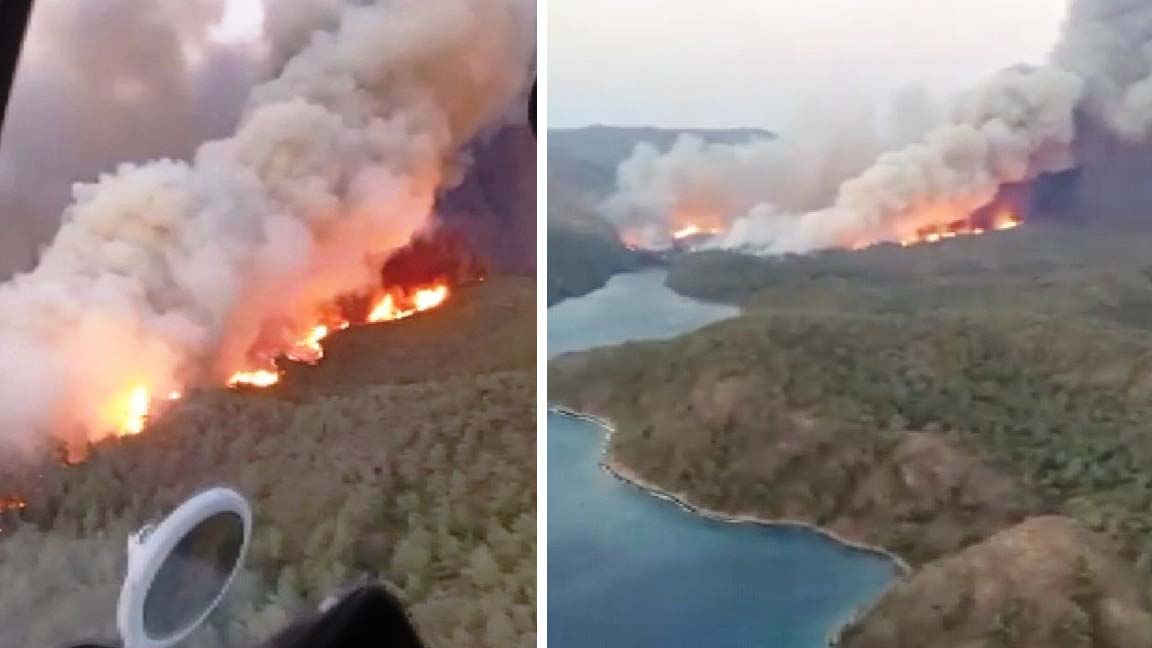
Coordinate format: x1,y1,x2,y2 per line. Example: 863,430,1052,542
602,86,942,248
602,0,1151,254
0,0,533,452
1053,0,1152,142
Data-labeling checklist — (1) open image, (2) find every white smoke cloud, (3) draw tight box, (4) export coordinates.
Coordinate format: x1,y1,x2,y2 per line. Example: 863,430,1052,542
602,0,1152,255
601,86,943,249
720,65,1084,253
0,0,533,452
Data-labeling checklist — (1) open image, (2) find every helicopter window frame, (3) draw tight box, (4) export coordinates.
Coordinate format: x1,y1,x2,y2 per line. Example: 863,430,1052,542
0,0,34,137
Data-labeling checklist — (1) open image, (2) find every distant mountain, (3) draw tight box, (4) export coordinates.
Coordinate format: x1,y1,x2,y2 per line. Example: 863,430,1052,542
550,126,772,195
548,147,615,200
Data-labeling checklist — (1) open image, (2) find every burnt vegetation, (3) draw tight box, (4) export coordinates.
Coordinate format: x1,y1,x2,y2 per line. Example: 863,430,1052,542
0,280,536,648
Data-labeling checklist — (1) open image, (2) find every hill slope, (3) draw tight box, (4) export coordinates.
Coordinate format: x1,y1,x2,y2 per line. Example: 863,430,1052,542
0,278,536,648
551,227,1152,647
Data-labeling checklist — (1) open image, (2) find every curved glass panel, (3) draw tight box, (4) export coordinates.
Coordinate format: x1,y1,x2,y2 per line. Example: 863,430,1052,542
142,510,244,639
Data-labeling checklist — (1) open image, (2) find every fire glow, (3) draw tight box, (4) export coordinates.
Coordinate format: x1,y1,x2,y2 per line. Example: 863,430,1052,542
637,207,1024,253
897,210,1022,248
0,495,27,514
672,224,723,240
122,386,150,436
108,384,191,438
0,495,28,535
227,369,281,389
368,284,449,322
113,281,450,437
225,281,451,389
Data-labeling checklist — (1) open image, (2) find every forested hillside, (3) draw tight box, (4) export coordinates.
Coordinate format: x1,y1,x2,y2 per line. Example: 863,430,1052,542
0,279,536,648
551,226,1152,646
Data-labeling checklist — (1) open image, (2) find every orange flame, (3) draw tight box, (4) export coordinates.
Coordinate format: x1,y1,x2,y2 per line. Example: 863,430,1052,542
993,210,1023,231
120,385,151,437
116,282,453,432
897,210,1022,248
672,224,722,240
367,294,399,322
368,284,449,323
226,281,450,391
227,369,281,389
111,384,185,438
0,495,27,514
0,494,27,534
74,282,451,448
286,324,330,364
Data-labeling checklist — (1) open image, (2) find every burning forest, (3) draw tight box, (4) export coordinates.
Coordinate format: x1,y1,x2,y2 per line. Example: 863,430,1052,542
0,0,534,459
224,279,454,390
0,1,537,646
601,0,1152,257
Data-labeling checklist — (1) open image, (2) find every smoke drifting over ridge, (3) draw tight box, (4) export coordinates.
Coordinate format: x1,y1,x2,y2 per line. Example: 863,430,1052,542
602,0,1152,254
0,0,534,452
603,86,943,249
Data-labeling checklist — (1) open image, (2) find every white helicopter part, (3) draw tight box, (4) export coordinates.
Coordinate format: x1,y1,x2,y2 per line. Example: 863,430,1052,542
116,487,252,648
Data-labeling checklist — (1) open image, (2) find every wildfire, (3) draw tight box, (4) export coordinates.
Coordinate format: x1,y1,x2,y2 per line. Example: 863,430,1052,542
0,495,26,514
226,281,450,390
109,281,452,439
994,213,1023,231
227,369,282,389
121,385,151,437
898,210,1022,247
368,284,450,322
286,324,332,364
672,224,722,241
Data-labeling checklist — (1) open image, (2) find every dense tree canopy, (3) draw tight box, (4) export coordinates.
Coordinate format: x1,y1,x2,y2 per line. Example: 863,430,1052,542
0,280,536,648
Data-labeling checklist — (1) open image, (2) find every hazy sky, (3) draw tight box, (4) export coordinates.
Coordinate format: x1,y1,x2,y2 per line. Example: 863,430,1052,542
550,0,1068,129
0,0,264,276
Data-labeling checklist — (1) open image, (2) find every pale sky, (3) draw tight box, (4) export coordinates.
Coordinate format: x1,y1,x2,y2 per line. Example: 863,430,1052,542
549,0,1068,129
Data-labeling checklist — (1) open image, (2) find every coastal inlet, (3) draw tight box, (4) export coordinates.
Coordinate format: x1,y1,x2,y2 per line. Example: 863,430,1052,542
547,270,898,648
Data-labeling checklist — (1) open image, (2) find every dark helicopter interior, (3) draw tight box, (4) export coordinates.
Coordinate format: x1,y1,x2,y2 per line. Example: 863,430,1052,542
0,0,34,136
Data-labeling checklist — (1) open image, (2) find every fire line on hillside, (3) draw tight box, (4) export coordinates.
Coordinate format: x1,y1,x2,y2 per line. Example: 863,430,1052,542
630,206,1024,254
224,281,450,389
116,280,452,440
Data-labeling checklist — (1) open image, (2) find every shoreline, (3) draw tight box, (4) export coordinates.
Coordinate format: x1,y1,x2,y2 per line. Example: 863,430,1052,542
549,404,910,646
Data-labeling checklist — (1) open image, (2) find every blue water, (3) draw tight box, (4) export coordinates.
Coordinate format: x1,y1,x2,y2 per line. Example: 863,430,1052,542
547,269,742,359
548,270,898,648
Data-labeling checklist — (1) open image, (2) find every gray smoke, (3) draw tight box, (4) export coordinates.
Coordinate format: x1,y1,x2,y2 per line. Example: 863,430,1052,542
603,0,1148,255
0,0,533,452
0,0,261,277
1052,0,1152,140
601,86,941,249
719,66,1083,253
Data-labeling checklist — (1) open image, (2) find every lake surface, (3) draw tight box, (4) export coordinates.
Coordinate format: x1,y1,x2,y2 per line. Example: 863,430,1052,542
548,269,898,648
